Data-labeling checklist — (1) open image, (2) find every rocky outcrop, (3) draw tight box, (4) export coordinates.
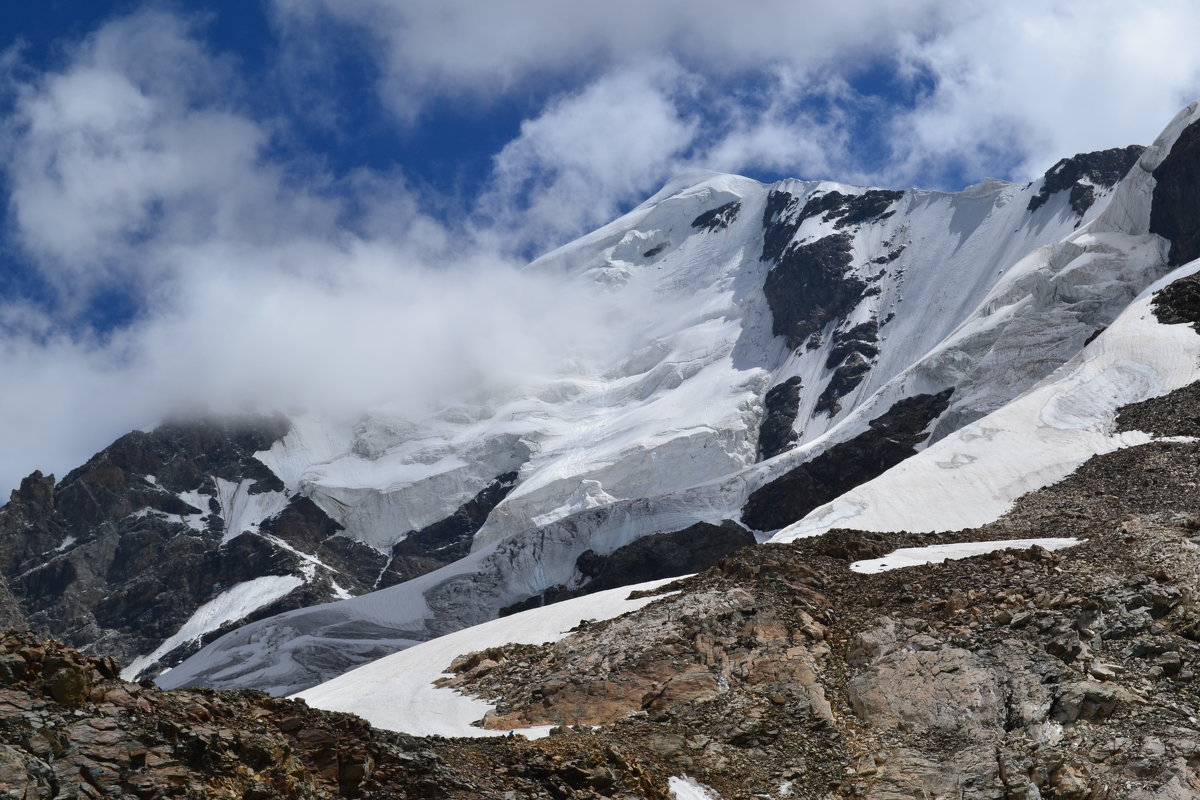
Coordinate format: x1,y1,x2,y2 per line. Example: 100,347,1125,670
1028,144,1144,215
1152,119,1200,265
1151,271,1200,331
756,377,803,460
0,418,380,680
762,233,863,350
814,321,881,418
1117,379,1200,437
799,189,903,230
690,201,741,231
742,389,953,532
376,472,519,589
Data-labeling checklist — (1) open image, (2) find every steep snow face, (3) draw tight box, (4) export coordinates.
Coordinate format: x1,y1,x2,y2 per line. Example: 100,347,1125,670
772,258,1200,542
121,574,304,681
260,174,776,556
292,577,681,738
165,113,1182,694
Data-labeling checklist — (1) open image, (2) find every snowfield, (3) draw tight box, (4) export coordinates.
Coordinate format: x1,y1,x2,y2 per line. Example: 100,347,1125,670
849,538,1082,574
293,577,683,738
773,102,1200,542
121,574,304,681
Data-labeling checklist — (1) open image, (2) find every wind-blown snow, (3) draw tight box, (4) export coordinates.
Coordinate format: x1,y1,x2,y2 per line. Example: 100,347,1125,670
121,574,303,680
250,167,1093,559
293,577,683,738
850,538,1082,574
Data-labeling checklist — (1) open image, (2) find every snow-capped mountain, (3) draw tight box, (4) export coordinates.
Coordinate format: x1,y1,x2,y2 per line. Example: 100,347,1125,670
6,100,1199,695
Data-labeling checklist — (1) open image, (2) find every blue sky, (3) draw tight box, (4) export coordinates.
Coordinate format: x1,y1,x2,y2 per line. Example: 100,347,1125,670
2,0,1200,493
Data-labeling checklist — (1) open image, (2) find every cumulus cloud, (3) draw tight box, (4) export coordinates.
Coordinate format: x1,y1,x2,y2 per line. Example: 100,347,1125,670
269,0,946,121
885,1,1200,185
477,63,697,255
273,0,1200,187
3,10,340,307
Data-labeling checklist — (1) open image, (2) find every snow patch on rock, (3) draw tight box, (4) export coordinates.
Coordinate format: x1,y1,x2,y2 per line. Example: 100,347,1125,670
293,577,683,738
850,538,1082,574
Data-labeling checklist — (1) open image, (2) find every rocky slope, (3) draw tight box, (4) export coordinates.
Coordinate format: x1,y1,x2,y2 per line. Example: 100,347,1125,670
0,418,384,680
6,252,1200,795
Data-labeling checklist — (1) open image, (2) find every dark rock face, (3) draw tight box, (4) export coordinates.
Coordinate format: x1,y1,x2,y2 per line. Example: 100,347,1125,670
0,577,24,633
824,321,880,369
813,355,872,418
1028,145,1144,215
763,234,863,350
377,472,519,589
757,377,803,461
499,520,755,616
760,188,902,265
690,201,741,232
1151,272,1200,330
642,242,668,258
760,190,802,264
0,417,380,678
1152,120,1200,266
798,189,902,230
815,320,881,418
742,389,954,532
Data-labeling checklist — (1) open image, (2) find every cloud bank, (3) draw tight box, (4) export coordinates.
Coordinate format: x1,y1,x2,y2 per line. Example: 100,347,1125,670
2,1,1200,493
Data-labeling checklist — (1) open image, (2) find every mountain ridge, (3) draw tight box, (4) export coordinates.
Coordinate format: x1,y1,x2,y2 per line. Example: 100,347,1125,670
0,103,1192,694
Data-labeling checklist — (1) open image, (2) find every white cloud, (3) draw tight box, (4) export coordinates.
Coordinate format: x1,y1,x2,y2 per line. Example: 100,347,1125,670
273,0,1200,188
885,1,1200,185
478,63,697,255
270,0,945,120
3,9,342,307
0,10,659,494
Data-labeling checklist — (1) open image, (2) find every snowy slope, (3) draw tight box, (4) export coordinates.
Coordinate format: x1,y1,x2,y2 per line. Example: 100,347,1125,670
293,577,682,738
772,258,1200,542
161,104,1199,694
